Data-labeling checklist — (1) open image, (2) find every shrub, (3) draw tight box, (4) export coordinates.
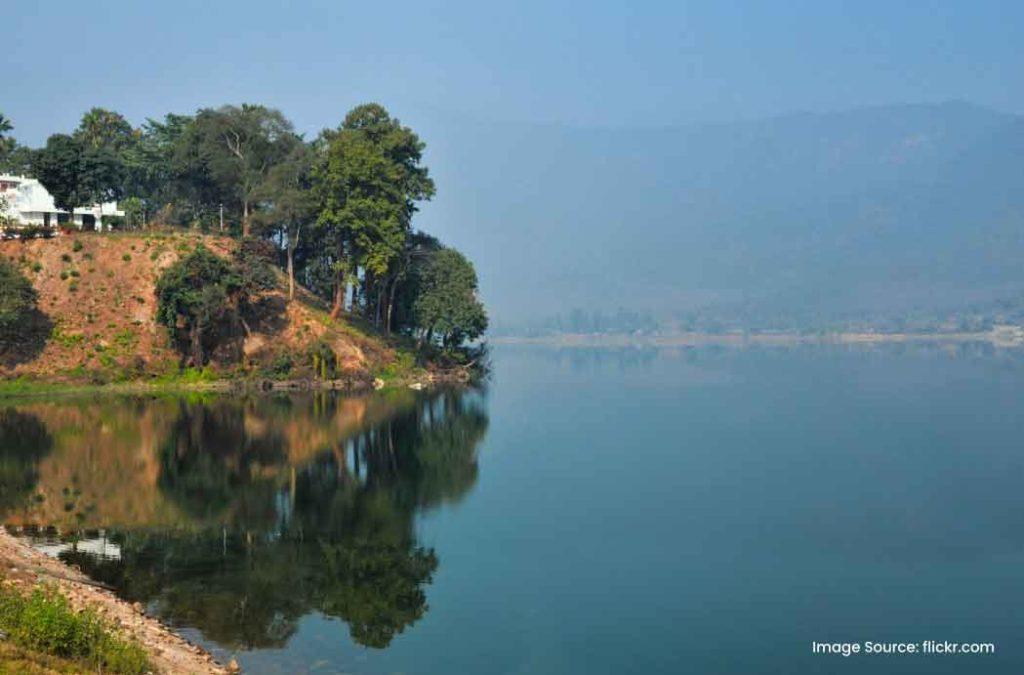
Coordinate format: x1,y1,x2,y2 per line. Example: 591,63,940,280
262,353,294,379
122,254,131,262
71,240,83,253
156,245,240,366
0,584,149,674
60,253,72,263
0,259,40,346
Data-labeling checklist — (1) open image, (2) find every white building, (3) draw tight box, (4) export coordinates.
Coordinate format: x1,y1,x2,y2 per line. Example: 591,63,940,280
0,174,124,231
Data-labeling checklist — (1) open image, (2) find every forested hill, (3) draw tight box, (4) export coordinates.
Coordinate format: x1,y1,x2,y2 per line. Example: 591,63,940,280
422,102,1024,331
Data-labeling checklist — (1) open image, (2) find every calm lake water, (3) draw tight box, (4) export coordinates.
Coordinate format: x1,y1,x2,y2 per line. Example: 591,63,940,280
2,344,1024,674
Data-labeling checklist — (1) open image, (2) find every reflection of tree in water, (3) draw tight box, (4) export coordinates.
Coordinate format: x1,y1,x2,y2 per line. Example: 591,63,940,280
158,398,290,520
0,408,53,511
65,389,488,651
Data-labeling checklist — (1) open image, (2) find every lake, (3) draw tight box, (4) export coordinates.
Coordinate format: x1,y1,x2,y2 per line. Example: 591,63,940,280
2,343,1023,674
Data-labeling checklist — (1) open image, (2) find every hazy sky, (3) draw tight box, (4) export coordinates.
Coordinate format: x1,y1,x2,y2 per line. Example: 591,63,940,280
7,1,1023,323
6,0,1023,145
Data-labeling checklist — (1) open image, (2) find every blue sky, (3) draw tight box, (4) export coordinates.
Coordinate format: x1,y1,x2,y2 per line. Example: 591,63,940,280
5,0,1023,145
7,1,1023,322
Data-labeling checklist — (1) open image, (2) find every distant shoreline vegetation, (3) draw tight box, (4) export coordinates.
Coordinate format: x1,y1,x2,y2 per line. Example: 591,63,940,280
492,326,1024,348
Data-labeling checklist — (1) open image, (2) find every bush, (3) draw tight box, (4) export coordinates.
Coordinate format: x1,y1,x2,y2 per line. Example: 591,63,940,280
0,259,40,346
60,253,71,263
0,584,149,674
71,240,83,253
156,245,240,367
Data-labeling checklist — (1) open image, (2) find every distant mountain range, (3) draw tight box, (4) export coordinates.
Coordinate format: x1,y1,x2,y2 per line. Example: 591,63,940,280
421,101,1024,331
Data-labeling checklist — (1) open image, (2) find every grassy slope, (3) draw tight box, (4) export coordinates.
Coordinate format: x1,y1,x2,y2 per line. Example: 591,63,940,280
0,231,413,386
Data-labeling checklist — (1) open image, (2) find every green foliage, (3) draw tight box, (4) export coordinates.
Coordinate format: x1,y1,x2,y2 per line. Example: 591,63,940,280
71,240,83,253
411,248,488,350
314,103,435,319
233,237,277,294
0,259,40,347
31,134,124,213
187,104,302,234
156,245,240,366
308,341,338,379
0,584,149,674
261,353,294,379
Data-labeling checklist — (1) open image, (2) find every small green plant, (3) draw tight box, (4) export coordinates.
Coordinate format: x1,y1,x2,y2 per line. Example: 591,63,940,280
59,270,68,281
30,262,42,273
122,254,132,262
60,253,72,263
69,269,80,278
262,353,294,379
0,584,150,674
71,240,83,253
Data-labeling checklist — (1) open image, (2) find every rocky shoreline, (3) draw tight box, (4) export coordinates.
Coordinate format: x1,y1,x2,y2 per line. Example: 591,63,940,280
0,527,228,674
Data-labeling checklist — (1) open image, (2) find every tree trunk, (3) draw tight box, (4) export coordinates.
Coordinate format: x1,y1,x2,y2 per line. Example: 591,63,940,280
287,247,296,302
385,279,398,335
287,226,300,302
190,325,203,368
242,201,250,237
329,269,344,319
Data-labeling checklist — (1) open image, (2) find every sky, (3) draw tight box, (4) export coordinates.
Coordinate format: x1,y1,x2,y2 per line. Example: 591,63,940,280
6,0,1023,144
5,0,1024,323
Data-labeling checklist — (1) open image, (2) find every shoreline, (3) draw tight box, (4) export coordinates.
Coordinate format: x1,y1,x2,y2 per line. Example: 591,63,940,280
0,527,227,674
491,327,1024,349
0,369,477,400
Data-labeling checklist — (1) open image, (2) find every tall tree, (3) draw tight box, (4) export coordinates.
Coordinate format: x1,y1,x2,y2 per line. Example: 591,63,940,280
190,105,300,236
253,144,316,300
411,247,487,351
74,108,135,151
31,135,86,213
314,104,435,321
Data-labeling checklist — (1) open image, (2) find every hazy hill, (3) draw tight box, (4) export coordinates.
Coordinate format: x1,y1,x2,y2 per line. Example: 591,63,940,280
421,101,1024,330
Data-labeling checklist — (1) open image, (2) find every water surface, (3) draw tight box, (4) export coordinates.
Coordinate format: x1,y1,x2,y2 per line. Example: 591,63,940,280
2,344,1023,674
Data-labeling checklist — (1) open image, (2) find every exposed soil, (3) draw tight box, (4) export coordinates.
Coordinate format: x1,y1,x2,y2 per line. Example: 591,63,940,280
0,232,399,383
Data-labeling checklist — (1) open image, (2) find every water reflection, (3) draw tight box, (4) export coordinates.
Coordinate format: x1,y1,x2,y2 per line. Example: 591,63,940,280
0,388,488,652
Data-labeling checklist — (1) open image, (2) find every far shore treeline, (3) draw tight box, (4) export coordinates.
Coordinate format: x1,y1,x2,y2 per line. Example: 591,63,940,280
0,106,487,361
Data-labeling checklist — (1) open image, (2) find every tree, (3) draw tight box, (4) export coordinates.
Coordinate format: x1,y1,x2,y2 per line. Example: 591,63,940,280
0,114,11,137
314,103,435,321
32,134,125,219
74,108,135,151
411,247,487,351
253,144,316,300
156,245,241,366
0,259,40,348
190,105,300,236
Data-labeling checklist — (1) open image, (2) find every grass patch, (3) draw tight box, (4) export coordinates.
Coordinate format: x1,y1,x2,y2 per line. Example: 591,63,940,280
0,584,149,674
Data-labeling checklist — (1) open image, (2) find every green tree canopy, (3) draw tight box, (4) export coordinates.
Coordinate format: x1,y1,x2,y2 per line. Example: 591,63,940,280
155,245,241,366
412,247,488,350
31,134,125,215
189,105,301,236
314,103,435,320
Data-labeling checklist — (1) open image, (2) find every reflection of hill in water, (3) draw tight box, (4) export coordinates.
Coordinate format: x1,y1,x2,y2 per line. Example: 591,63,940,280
0,389,489,650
